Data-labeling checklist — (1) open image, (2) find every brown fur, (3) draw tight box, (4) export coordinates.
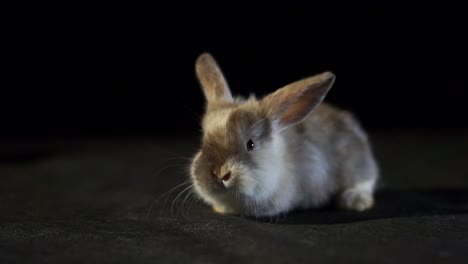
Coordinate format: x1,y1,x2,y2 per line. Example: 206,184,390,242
196,53,233,110
200,104,272,179
191,52,379,216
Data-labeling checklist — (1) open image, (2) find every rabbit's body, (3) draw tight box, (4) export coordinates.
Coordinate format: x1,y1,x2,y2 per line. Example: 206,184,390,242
190,53,379,217
261,103,378,216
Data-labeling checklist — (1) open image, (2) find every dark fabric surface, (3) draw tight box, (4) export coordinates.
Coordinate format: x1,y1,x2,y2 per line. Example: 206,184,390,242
1,132,468,263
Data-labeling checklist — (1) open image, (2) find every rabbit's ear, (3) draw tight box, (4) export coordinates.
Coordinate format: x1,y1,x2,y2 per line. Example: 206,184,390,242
262,72,335,131
195,52,233,103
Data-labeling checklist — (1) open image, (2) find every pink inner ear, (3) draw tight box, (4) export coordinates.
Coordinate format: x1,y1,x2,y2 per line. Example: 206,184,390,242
262,72,335,129
280,96,316,126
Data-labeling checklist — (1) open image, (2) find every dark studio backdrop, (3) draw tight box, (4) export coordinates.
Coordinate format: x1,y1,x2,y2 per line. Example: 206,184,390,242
2,4,468,263
3,2,467,140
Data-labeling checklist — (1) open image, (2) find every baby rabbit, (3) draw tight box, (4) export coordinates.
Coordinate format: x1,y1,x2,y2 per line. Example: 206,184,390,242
190,53,379,217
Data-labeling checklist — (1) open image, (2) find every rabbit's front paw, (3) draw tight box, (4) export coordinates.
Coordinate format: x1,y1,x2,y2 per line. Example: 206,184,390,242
212,205,237,215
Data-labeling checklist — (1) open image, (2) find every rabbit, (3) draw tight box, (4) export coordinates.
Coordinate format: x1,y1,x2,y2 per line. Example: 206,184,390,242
190,52,379,217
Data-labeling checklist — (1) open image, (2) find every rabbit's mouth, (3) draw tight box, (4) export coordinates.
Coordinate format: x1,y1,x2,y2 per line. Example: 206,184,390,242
208,172,243,193
203,172,258,199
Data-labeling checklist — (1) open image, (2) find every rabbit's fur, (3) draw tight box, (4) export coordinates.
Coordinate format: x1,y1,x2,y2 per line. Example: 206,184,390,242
190,53,379,217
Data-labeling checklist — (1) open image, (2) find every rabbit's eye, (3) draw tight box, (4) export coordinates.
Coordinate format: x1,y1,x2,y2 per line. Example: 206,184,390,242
246,139,255,151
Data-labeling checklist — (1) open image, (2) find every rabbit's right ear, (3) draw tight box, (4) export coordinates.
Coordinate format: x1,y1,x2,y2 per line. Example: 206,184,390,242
261,72,335,132
195,53,233,104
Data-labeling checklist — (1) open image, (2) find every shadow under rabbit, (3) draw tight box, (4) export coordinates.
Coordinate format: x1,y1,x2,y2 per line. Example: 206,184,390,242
248,188,468,225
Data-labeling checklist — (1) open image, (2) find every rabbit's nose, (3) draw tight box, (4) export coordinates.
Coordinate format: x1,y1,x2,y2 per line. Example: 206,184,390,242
220,171,231,182
212,170,232,183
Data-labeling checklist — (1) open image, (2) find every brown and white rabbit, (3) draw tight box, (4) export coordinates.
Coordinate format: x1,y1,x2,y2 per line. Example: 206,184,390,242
190,53,379,217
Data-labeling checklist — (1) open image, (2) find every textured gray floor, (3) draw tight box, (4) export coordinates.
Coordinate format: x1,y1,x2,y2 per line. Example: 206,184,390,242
1,132,468,263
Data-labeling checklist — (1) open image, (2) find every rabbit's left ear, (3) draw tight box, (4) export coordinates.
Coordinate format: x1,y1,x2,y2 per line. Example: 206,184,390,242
195,52,233,104
261,72,335,131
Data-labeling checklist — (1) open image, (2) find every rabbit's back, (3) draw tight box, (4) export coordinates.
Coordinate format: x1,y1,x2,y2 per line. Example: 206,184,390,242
281,102,378,209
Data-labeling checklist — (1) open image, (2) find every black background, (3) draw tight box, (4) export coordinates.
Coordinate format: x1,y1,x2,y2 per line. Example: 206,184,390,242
4,2,467,139
2,3,468,263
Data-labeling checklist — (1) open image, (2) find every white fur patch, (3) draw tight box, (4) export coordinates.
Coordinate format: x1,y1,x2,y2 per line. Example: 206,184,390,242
255,137,286,194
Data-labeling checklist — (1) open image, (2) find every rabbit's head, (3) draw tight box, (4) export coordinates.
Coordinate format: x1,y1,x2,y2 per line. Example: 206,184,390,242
190,53,335,214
